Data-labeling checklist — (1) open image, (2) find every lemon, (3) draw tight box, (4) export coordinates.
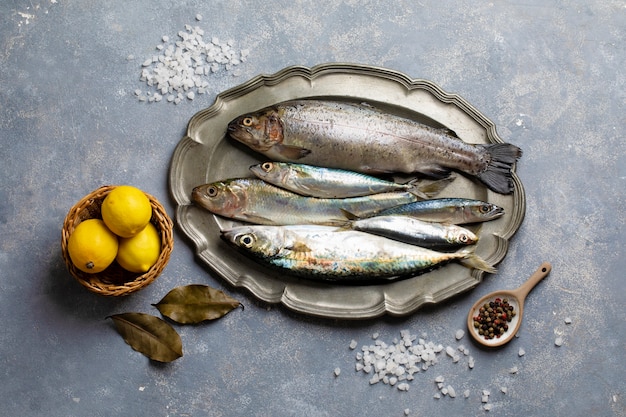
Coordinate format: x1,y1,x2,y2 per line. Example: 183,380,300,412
101,185,152,238
67,219,119,274
116,222,161,273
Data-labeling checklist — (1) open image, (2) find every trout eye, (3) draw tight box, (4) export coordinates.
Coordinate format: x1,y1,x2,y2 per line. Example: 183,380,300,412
242,117,253,127
207,186,218,197
238,234,255,248
261,162,273,172
480,204,491,214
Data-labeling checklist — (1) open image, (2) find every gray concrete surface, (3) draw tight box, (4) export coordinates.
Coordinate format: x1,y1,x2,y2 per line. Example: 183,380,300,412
1,1,624,416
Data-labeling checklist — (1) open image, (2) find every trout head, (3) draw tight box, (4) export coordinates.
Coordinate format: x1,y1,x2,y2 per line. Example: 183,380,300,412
227,108,284,152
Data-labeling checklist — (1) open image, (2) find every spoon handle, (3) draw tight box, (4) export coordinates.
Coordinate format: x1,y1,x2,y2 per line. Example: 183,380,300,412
514,262,552,299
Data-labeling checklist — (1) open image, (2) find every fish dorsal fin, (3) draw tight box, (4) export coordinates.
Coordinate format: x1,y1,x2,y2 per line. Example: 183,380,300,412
439,127,459,138
340,208,360,221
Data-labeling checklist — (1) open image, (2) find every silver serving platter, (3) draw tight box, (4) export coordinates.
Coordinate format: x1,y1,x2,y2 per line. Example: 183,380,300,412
169,63,525,319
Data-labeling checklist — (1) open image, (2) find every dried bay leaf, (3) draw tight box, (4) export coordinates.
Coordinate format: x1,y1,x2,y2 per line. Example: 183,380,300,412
153,284,242,324
108,313,183,363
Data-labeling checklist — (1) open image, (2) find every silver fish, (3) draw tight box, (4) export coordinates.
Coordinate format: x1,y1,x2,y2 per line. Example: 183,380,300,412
221,224,496,281
344,214,479,249
249,161,452,199
191,178,419,225
374,198,504,224
227,100,522,194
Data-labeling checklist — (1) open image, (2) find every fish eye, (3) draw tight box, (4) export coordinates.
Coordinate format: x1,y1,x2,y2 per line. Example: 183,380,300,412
459,234,469,243
207,186,218,197
261,162,273,172
242,117,253,127
479,204,492,214
238,233,255,248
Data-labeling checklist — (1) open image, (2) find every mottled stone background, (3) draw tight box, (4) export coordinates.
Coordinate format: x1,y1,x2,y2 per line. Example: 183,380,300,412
1,1,624,416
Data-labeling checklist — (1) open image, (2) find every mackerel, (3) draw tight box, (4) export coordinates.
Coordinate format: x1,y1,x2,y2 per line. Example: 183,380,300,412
221,224,496,282
249,161,452,199
192,178,419,226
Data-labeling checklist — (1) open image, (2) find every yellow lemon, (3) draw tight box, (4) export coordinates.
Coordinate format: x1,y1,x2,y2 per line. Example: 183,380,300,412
67,219,119,274
101,185,152,238
116,222,161,273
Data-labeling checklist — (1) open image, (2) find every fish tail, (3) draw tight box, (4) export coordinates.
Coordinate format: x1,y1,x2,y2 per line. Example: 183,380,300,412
408,175,456,199
477,143,522,194
458,247,497,274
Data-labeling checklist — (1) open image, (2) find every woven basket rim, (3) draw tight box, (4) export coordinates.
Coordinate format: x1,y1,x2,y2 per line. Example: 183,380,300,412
61,185,173,296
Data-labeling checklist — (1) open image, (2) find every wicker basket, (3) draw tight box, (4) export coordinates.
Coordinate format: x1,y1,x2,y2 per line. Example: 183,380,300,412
61,185,174,296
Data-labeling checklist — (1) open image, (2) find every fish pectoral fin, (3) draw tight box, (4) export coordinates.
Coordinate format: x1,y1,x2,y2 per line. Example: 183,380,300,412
241,212,277,225
275,144,311,160
287,241,311,253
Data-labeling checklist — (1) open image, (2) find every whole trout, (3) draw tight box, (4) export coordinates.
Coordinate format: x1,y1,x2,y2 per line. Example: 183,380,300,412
227,100,522,194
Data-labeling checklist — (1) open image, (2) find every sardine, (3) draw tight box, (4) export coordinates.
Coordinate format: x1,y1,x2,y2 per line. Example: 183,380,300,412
249,161,452,199
374,198,504,224
227,100,522,194
343,214,478,249
221,224,496,281
192,178,419,225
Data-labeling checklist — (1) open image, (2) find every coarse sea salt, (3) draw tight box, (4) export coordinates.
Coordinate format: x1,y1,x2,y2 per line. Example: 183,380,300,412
135,22,249,104
350,330,473,393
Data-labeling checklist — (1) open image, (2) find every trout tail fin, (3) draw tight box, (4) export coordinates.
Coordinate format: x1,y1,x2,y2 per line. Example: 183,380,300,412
458,247,497,274
477,143,522,194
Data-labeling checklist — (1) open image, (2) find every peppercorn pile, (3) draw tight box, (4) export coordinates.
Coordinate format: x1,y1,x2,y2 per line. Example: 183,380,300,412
472,298,516,340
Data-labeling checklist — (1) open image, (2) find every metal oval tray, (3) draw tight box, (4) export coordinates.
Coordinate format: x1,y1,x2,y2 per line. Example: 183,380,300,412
169,63,525,319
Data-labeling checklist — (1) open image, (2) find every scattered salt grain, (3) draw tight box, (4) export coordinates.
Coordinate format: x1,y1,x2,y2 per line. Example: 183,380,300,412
404,408,410,416
500,386,508,394
509,366,518,374
353,330,457,392
564,317,572,324
468,356,475,369
555,336,564,347
481,390,490,403
447,385,456,398
136,22,249,104
455,329,465,340
433,393,441,399
349,339,358,350
463,389,470,398
483,403,492,411
334,367,341,377
518,347,526,357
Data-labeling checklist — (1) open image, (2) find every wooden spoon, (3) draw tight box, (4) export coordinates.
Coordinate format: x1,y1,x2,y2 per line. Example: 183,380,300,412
467,262,552,348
